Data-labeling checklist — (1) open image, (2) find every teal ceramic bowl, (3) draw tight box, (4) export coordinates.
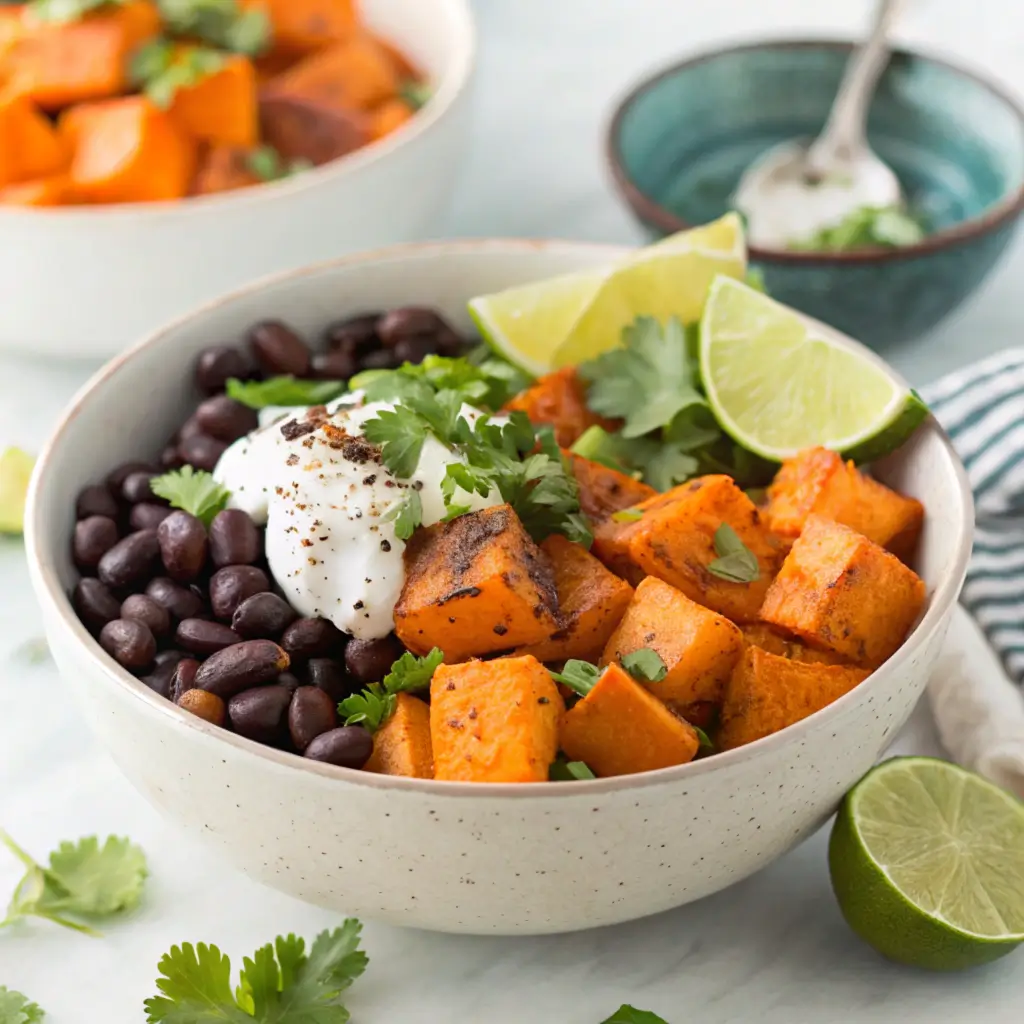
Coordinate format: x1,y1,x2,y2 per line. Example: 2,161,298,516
606,40,1024,349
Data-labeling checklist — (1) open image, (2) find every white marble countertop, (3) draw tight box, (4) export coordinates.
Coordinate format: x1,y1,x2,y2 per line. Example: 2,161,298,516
2,0,1024,1019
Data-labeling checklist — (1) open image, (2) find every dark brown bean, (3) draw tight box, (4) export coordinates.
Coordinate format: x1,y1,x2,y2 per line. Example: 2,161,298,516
303,726,373,769
157,511,208,582
305,657,351,702
376,307,446,347
176,619,242,656
392,336,439,365
195,638,290,698
228,685,292,745
281,617,343,662
178,434,228,472
122,471,162,505
288,685,337,751
311,349,357,380
140,651,185,700
155,648,188,670
208,509,261,567
106,461,156,494
97,529,160,590
76,484,119,521
146,577,205,621
231,591,296,639
130,503,172,531
248,320,311,377
195,345,249,395
171,658,200,702
344,634,403,685
196,395,258,443
325,314,381,356
178,416,205,443
99,618,156,671
278,671,301,693
178,689,226,726
121,593,171,637
209,565,269,621
160,444,184,470
73,515,119,570
357,347,400,371
73,578,123,631
435,325,464,357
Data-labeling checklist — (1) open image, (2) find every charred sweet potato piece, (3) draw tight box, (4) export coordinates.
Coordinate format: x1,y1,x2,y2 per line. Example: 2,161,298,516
503,368,616,448
430,656,563,782
190,143,260,195
560,663,699,777
760,515,926,667
243,0,358,55
0,93,67,187
741,624,850,666
601,577,743,708
566,451,657,522
0,172,71,205
515,534,633,663
717,645,871,750
364,693,433,779
766,447,924,560
368,97,413,141
258,93,367,164
170,52,258,148
395,505,560,663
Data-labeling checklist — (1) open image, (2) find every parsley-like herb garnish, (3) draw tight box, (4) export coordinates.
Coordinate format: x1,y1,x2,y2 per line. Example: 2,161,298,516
382,648,443,694
382,489,423,541
157,0,271,56
27,0,125,21
339,649,443,733
245,145,314,183
707,523,760,583
226,375,346,410
399,79,433,111
130,41,228,109
788,205,925,252
549,659,602,697
620,648,667,683
150,466,231,527
693,725,715,755
0,987,44,1023
549,758,597,781
601,1007,670,1024
611,507,644,523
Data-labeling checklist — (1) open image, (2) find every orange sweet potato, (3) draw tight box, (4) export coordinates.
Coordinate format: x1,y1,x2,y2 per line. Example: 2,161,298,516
374,33,421,80
565,451,657,522
503,368,617,448
515,534,633,663
601,576,743,707
0,172,71,206
190,143,261,196
741,624,850,666
430,656,563,782
364,693,433,779
170,52,258,148
368,97,413,141
258,93,367,164
560,663,699,777
717,645,871,750
0,93,67,188
244,0,358,55
760,515,926,667
395,505,561,663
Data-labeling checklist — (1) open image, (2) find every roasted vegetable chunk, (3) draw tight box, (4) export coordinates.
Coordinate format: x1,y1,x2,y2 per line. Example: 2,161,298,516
566,450,657,522
504,368,615,448
602,577,743,708
741,623,850,666
365,693,433,779
244,0,358,55
169,52,258,148
516,535,633,663
430,656,563,782
395,505,560,663
560,663,699,777
760,515,926,667
717,645,870,750
0,93,67,188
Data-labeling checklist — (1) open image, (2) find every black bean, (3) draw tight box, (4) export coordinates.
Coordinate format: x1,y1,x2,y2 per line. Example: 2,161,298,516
157,511,208,582
99,618,156,671
73,515,119,570
278,671,301,693
120,593,171,638
344,634,403,685
122,471,162,505
249,320,311,377
171,658,200,702
178,434,227,472
288,685,337,751
97,530,160,590
160,444,183,470
231,591,296,639
106,461,156,494
146,577,205,621
305,657,351,702
392,336,439,365
311,349,357,380
155,648,188,670
228,685,292,745
195,345,249,395
131,503,172,530
324,314,381,356
73,578,122,632
303,727,373,769
76,484,119,521
178,416,205,443
209,565,269,621
140,651,185,700
376,307,446,347
176,619,242,656
195,639,290,698
196,395,258,443
208,509,261,566
281,617,343,662
435,326,464,357
357,347,400,371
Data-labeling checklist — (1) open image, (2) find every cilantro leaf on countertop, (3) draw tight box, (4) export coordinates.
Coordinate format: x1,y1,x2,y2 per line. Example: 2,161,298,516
226,375,346,410
601,1006,670,1024
382,648,443,694
620,648,667,684
707,523,760,584
0,987,45,1024
150,467,231,528
381,488,423,541
549,758,597,781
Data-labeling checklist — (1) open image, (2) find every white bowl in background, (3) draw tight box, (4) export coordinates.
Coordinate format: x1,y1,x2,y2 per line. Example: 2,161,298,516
25,241,973,935
0,0,475,361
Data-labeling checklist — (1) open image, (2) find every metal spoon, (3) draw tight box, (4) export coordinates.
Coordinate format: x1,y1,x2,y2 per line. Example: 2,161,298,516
734,0,905,250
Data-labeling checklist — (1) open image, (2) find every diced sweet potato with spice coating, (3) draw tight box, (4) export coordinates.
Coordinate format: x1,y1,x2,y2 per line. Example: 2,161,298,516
515,534,634,663
0,172,71,206
365,693,433,779
368,97,413,141
190,143,261,196
243,0,358,55
0,94,67,188
560,663,699,777
430,656,563,782
717,645,871,750
760,515,926,667
503,368,615,448
566,451,657,523
169,53,258,148
601,577,743,708
741,624,851,666
766,447,924,560
395,505,560,663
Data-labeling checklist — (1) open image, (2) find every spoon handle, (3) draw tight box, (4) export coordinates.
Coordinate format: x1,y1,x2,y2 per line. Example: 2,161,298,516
807,0,904,172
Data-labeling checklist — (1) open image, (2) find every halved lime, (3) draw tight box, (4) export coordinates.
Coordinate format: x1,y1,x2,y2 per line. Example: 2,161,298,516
829,757,1024,971
699,276,927,462
468,213,746,377
0,447,34,534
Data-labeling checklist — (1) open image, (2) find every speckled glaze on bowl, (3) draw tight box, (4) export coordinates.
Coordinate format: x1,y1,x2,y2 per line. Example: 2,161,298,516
607,40,1024,350
26,242,972,935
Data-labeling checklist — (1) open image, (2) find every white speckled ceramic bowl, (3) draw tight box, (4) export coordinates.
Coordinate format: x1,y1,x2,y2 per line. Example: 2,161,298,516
26,241,973,935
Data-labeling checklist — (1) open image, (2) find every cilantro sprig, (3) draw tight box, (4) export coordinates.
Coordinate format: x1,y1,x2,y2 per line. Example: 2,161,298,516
620,648,667,683
549,758,596,781
707,523,760,583
130,41,228,109
150,466,231,528
245,146,314,184
382,488,423,541
551,648,667,696
601,1007,670,1024
26,0,125,21
549,659,602,697
338,649,443,733
0,987,44,1023
157,0,271,56
226,375,346,410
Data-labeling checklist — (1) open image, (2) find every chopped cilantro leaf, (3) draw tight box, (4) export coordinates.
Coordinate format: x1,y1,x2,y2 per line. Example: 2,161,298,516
131,42,228,109
400,79,433,110
0,986,45,1023
338,684,395,734
707,523,760,583
611,507,644,523
549,759,597,781
693,725,715,755
788,204,925,252
382,648,443,694
549,660,602,697
361,406,427,479
227,375,346,409
620,648,667,683
601,1007,670,1024
150,467,231,528
381,489,423,541
27,0,124,21
158,0,271,56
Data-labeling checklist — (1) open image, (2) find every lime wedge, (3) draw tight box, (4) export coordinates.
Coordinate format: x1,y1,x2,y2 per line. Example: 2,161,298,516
829,757,1024,971
0,447,34,534
468,213,746,377
699,276,927,462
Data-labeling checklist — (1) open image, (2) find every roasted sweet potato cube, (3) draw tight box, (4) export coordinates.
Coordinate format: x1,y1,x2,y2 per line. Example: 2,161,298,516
503,368,615,448
368,97,413,141
566,451,657,522
0,172,71,206
601,577,743,708
0,93,67,188
365,693,433,779
190,143,261,196
560,663,699,777
515,534,633,663
760,515,926,667
717,645,871,750
170,52,258,148
395,505,560,663
766,447,924,560
430,656,563,782
243,0,358,55
741,624,850,666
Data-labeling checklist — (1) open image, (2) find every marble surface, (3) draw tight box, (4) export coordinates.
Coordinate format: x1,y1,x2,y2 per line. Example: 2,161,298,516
2,0,1024,1019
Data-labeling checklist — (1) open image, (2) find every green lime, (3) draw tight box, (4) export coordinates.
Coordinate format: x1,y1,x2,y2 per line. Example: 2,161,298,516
0,447,34,534
699,276,927,462
829,757,1024,971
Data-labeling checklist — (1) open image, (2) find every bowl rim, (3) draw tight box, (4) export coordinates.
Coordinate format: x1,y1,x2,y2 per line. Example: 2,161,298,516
0,0,475,224
605,37,1024,265
26,237,975,799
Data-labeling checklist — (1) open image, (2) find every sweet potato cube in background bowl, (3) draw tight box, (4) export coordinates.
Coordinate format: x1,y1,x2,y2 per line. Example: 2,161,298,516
503,368,616,448
169,52,259,149
0,173,72,206
760,515,926,667
190,143,262,196
365,693,433,779
430,656,563,783
601,576,743,708
394,505,560,663
0,93,67,187
369,97,414,141
565,450,656,523
243,0,358,56
515,535,634,663
740,623,851,666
